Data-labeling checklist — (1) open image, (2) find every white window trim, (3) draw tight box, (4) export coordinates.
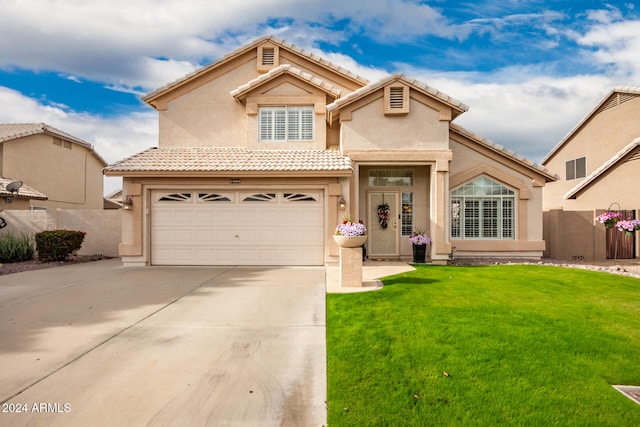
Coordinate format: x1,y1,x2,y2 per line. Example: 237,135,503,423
259,106,314,142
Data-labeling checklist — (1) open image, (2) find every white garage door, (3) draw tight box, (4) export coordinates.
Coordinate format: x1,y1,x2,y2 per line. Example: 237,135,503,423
151,190,324,265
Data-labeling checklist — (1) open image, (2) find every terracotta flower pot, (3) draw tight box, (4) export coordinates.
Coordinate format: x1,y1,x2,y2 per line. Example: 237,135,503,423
333,235,367,248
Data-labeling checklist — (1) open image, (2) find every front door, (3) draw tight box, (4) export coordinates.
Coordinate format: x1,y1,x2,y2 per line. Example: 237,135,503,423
368,192,399,257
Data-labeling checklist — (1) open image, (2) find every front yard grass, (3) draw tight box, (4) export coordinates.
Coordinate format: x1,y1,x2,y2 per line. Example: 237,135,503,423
327,264,640,426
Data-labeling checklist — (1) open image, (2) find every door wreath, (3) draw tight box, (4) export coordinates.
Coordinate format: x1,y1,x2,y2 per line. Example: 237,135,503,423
377,203,390,229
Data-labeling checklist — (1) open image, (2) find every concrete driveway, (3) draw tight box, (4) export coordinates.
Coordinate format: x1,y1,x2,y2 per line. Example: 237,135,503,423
0,259,326,426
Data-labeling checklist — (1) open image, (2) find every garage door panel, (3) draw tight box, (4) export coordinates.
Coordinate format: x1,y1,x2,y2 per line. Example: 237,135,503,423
152,190,324,265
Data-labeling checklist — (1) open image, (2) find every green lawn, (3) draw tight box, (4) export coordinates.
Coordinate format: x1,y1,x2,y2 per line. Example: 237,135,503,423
327,264,640,426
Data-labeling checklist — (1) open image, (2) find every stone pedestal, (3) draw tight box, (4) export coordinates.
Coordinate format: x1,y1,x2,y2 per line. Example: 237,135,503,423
339,246,363,287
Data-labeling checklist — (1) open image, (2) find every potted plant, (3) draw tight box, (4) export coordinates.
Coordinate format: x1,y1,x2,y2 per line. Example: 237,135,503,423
409,228,431,263
596,211,622,228
615,218,640,236
333,215,367,248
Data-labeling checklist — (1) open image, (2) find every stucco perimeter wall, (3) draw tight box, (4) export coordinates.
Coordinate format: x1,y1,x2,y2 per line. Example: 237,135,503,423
0,210,121,257
543,209,605,262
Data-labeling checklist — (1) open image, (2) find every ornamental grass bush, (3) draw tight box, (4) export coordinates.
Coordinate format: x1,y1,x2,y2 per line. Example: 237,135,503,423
35,230,86,262
0,233,35,263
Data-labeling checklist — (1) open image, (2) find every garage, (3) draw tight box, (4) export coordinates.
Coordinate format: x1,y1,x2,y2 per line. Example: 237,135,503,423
151,190,325,265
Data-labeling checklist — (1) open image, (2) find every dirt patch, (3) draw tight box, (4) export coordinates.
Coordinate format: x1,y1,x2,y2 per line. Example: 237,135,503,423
0,255,111,276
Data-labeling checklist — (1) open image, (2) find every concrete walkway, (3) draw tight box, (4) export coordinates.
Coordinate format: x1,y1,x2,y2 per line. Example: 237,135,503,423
0,260,326,426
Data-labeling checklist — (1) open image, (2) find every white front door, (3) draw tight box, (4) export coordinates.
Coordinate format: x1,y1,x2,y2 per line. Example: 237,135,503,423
368,192,399,257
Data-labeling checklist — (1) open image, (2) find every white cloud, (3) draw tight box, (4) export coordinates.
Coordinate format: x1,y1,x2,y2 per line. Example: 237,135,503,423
0,86,157,194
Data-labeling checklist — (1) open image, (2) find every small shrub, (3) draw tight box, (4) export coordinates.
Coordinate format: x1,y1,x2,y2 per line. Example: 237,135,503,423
0,233,35,263
35,230,86,262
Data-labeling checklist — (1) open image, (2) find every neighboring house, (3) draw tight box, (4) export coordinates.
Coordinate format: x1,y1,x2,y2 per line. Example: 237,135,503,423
0,177,47,210
542,87,640,261
0,123,107,210
105,36,556,267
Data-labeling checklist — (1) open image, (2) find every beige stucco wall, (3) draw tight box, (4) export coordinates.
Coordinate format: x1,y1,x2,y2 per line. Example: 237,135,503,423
0,210,120,256
1,134,104,209
340,97,449,152
157,49,337,151
543,96,640,211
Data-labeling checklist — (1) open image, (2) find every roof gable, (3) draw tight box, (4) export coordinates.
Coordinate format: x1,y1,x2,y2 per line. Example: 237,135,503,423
326,73,469,123
542,86,640,164
564,137,640,199
144,35,368,108
231,64,342,103
0,123,107,166
450,123,558,182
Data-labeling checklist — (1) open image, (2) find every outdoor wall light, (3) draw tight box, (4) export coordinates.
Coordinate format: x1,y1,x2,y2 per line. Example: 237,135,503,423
122,195,133,210
338,196,346,210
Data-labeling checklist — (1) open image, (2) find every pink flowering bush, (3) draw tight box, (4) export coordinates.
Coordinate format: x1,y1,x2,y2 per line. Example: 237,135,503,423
596,211,622,228
335,219,367,237
615,219,640,236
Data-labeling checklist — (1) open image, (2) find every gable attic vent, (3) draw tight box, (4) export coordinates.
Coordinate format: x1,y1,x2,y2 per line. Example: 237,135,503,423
384,85,410,115
389,87,404,109
261,48,275,66
257,44,279,73
619,93,639,104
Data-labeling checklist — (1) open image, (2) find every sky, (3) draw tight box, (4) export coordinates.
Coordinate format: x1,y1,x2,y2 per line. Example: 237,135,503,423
1,0,639,195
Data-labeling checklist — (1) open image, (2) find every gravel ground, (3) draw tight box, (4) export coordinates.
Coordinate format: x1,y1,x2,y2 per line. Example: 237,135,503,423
0,255,111,276
449,257,640,279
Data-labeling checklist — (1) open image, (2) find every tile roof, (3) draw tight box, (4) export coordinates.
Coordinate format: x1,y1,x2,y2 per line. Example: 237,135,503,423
230,64,343,100
542,86,640,164
145,35,369,102
327,73,469,116
0,123,107,166
450,123,559,181
105,147,353,174
0,177,47,201
564,137,640,199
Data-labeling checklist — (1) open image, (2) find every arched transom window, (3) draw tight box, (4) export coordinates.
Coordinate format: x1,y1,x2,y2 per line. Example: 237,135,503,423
450,176,516,240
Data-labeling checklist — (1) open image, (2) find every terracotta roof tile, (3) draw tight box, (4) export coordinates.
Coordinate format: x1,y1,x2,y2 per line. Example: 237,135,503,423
230,64,342,99
0,177,47,200
145,35,368,102
450,123,559,181
105,147,352,173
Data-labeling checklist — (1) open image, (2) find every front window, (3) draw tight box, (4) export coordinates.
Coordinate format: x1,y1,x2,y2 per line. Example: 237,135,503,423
450,176,515,240
259,106,314,142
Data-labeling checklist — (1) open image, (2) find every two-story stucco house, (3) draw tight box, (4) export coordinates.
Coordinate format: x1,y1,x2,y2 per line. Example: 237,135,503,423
105,36,556,267
0,123,107,210
542,87,640,261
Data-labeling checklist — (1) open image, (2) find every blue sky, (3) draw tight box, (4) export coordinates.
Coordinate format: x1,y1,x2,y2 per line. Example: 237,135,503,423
1,0,639,194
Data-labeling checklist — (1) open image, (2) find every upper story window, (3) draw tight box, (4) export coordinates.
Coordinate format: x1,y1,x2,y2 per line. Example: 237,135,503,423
259,106,314,142
566,157,586,180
